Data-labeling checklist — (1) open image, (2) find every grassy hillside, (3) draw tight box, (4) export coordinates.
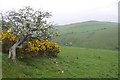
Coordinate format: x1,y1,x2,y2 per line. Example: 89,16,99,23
54,21,118,50
2,21,118,78
2,47,118,78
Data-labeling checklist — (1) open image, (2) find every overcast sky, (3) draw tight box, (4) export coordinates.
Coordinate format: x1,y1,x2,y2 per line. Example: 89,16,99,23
0,0,119,25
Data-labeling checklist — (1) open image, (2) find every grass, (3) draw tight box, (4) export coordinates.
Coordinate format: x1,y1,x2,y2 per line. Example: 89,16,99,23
2,21,119,78
2,46,118,78
54,21,118,50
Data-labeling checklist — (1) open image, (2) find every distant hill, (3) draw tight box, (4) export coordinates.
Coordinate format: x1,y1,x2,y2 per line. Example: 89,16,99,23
54,21,118,50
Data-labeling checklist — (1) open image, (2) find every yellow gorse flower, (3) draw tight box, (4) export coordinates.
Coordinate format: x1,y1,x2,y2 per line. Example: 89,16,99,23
2,32,61,57
26,39,61,54
2,32,18,42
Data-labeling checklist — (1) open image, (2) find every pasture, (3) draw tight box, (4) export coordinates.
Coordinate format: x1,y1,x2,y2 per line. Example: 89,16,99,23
2,47,118,78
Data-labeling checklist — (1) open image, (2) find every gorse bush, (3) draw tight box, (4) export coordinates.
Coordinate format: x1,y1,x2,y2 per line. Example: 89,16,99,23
19,39,61,57
2,32,18,52
2,32,61,57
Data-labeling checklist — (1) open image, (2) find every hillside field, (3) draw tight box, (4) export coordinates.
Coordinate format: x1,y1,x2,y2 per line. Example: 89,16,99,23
2,21,118,78
54,21,118,50
2,46,118,78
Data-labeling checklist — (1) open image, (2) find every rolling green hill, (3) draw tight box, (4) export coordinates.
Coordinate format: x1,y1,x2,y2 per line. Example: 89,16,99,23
54,21,118,50
2,21,118,78
2,47,118,78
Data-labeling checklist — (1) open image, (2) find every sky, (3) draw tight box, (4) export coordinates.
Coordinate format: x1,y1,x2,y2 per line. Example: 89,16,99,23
0,0,119,25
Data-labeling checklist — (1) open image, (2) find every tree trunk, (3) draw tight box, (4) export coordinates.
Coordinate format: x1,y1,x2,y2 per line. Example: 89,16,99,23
8,37,25,63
